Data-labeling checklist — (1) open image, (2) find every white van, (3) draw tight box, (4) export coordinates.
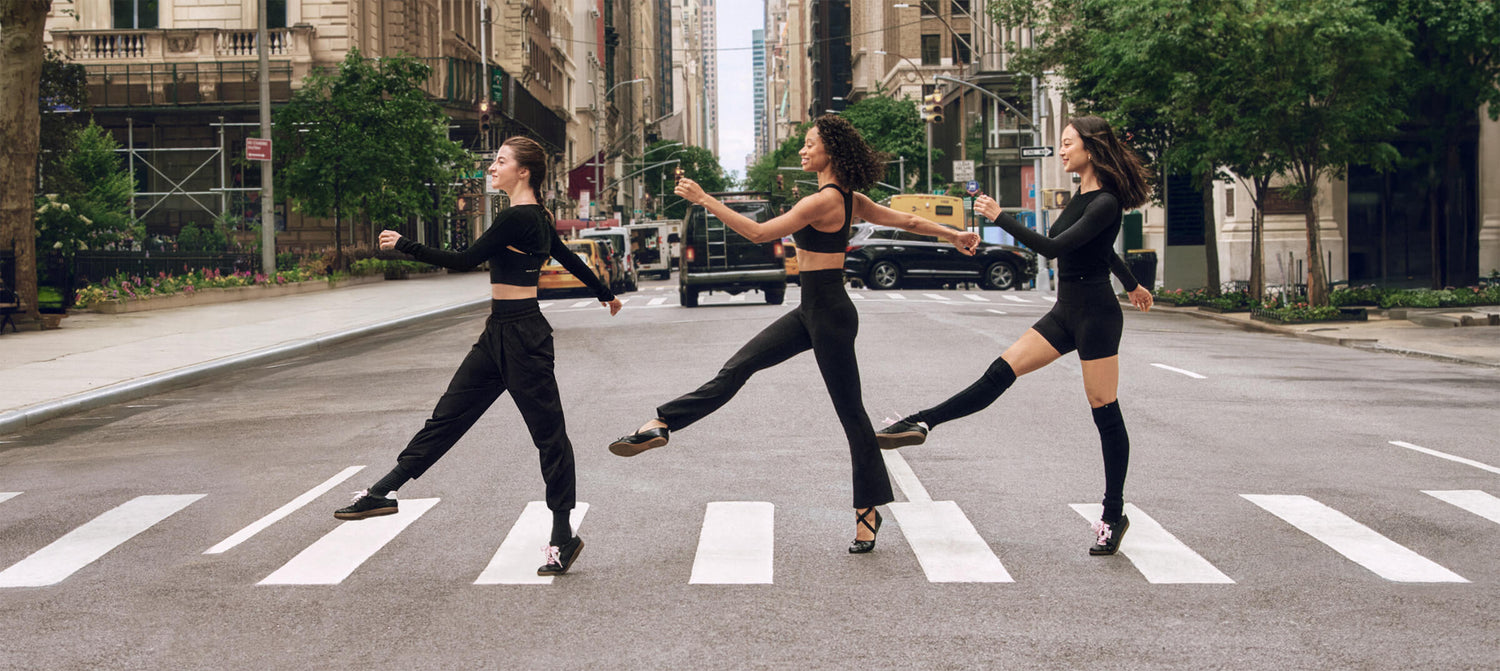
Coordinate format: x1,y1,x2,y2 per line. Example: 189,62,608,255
625,220,679,280
577,226,638,292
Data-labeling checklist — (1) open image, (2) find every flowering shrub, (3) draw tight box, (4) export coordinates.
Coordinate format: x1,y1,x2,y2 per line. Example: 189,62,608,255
1201,290,1254,311
1255,302,1345,322
1153,287,1211,306
73,267,324,308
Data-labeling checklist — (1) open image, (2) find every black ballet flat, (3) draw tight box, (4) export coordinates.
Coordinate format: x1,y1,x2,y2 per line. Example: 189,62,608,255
608,426,669,457
848,507,883,554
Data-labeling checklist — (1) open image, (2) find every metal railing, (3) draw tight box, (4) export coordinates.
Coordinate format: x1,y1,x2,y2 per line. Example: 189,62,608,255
53,27,311,62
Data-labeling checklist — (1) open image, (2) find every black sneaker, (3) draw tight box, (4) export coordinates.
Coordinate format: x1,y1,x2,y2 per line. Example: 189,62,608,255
876,418,928,450
538,536,585,576
333,490,398,520
1089,515,1130,556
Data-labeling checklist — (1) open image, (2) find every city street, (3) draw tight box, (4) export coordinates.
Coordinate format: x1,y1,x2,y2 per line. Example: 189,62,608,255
2,280,1498,669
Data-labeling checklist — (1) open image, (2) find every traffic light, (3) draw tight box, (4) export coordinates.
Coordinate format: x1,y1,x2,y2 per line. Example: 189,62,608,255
922,93,944,124
479,101,492,135
776,173,784,190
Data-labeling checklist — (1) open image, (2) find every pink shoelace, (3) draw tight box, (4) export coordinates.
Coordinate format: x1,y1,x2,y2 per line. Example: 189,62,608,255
542,544,561,566
348,489,371,503
1091,520,1113,545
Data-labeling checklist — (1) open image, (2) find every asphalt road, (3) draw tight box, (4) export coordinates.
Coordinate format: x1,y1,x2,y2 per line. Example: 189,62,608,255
3,279,1498,669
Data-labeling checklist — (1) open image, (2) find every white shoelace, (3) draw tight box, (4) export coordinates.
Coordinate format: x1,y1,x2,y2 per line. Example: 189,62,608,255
542,544,561,566
1092,520,1113,545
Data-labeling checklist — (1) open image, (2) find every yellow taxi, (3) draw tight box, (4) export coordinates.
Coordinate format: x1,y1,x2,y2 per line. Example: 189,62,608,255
539,238,609,295
782,236,800,284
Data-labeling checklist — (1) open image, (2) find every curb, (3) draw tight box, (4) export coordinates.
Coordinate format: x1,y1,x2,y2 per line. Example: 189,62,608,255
1142,302,1497,368
0,297,490,436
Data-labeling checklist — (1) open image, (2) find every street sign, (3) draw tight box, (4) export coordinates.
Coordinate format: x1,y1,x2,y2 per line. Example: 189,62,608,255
965,180,980,195
952,159,975,182
490,70,504,105
246,138,272,161
1020,146,1054,158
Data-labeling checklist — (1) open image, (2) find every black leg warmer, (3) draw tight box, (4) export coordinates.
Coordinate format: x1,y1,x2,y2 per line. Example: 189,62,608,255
551,508,573,546
1092,400,1130,523
368,464,412,498
912,357,1018,428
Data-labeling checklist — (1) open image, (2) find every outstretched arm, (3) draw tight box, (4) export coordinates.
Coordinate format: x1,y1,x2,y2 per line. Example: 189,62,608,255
673,177,840,243
974,193,1120,259
384,215,516,271
851,193,979,254
548,231,620,312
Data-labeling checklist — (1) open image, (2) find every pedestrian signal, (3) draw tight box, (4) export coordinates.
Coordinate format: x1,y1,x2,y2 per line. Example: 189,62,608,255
922,93,944,124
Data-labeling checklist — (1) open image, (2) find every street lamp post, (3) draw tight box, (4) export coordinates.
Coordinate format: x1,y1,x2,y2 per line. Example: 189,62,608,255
592,77,646,223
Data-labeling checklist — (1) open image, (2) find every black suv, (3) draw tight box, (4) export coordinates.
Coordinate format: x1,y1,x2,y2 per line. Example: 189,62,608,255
679,193,788,307
844,223,1037,290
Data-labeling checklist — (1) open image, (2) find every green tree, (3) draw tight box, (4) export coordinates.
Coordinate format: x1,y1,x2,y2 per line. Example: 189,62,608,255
275,49,466,268
39,48,89,196
642,141,727,220
841,88,935,197
34,122,139,260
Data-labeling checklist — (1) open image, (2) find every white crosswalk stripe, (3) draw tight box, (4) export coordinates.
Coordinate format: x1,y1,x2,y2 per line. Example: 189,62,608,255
1424,490,1500,526
1242,494,1466,583
648,296,668,306
922,293,951,301
1043,296,1057,303
0,495,203,587
259,498,440,585
986,308,1008,315
570,300,594,308
475,501,590,585
1002,295,1032,303
963,294,989,302
205,466,366,555
888,293,908,300
888,501,1012,583
850,292,867,299
0,492,19,505
538,302,553,309
1070,504,1233,584
690,502,774,584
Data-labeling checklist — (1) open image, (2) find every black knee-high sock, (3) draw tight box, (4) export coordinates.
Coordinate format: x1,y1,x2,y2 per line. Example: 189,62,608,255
911,357,1017,428
368,464,411,498
1092,401,1130,524
550,509,573,547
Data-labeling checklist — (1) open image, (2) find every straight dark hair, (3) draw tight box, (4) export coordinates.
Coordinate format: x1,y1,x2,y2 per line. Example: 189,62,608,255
1069,116,1152,210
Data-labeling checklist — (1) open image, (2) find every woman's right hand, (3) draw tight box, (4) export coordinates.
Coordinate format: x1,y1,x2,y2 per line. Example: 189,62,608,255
379,230,402,251
974,195,1002,221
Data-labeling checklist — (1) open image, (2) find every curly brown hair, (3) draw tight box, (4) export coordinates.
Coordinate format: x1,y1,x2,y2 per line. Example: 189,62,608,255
813,115,884,191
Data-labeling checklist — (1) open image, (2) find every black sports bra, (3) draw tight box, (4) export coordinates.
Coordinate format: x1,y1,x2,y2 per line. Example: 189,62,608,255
792,184,853,254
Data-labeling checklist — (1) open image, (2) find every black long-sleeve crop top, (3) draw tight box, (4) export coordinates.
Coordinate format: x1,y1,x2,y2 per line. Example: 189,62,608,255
992,190,1139,291
393,204,615,302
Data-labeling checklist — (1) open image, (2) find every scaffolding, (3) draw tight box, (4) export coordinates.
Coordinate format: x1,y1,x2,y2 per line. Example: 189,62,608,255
120,116,262,227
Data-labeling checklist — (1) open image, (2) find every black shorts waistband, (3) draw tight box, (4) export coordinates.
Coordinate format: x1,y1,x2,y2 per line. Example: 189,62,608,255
489,298,542,323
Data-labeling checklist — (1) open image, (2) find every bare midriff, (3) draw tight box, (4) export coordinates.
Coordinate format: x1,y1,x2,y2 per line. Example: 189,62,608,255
492,283,538,300
797,249,845,272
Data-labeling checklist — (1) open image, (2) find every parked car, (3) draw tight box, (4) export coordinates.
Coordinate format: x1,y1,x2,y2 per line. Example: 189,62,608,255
679,192,787,307
578,226,638,292
843,223,1037,290
539,239,610,296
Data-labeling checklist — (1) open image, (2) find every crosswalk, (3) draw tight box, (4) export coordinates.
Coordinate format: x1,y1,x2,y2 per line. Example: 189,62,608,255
2,479,1496,589
542,287,1055,311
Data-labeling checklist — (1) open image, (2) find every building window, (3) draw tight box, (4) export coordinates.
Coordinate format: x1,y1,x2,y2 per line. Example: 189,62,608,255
1225,186,1236,218
953,35,971,64
951,0,970,15
920,0,939,17
921,34,940,66
268,0,287,29
112,0,158,29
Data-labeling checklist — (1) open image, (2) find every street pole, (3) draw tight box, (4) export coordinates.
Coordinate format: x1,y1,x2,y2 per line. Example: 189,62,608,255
257,0,274,274
479,1,491,231
899,155,905,194
1032,74,1047,291
926,122,933,193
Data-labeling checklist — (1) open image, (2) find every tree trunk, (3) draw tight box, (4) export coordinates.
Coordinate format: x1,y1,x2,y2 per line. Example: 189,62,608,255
1428,161,1445,289
1303,199,1328,306
1249,176,1269,303
334,203,343,271
1202,173,1221,296
0,0,53,321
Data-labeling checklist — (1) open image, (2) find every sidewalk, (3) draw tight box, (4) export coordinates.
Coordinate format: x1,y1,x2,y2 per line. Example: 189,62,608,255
1147,302,1500,368
0,272,491,435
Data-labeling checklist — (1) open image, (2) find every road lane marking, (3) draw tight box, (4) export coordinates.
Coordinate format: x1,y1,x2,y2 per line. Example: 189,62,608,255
204,466,366,555
1043,296,1057,302
1151,363,1206,379
617,297,631,304
1002,296,1032,303
1241,494,1466,583
887,293,908,300
922,293,951,301
690,502,774,584
881,450,932,504
850,292,867,300
1070,504,1234,584
963,294,989,302
1390,441,1500,476
648,296,668,306
259,498,439,585
888,501,1012,583
538,302,554,309
569,300,594,308
0,492,18,505
476,501,590,585
985,309,1009,315
1424,490,1500,526
0,495,203,587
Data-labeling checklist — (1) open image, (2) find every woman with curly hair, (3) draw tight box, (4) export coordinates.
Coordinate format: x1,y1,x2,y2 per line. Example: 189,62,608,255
877,115,1154,557
608,115,979,552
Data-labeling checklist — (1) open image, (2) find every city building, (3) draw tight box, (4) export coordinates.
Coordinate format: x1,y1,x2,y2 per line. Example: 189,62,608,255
752,29,766,161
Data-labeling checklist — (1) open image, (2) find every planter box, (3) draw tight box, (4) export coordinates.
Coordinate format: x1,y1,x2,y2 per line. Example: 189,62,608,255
1198,304,1251,314
87,275,384,314
1251,306,1368,325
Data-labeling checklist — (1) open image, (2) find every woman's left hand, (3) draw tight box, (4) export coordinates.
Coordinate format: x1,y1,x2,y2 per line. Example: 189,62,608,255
974,194,1002,221
951,230,981,256
603,298,622,316
1127,286,1153,312
674,177,707,206
378,229,402,250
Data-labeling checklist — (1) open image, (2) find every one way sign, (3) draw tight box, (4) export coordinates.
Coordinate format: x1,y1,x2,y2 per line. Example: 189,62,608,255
1020,146,1054,158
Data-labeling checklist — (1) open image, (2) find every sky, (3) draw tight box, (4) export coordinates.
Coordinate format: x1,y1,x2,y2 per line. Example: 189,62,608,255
715,1,764,179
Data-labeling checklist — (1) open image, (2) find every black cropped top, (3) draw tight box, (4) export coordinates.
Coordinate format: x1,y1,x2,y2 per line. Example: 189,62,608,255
393,204,615,302
993,189,1139,291
792,184,854,254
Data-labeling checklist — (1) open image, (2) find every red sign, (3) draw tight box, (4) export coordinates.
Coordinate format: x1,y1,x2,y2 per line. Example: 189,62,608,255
246,138,272,161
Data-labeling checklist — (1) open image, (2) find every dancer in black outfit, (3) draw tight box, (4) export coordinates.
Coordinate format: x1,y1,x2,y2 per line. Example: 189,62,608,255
608,115,980,552
334,136,622,576
877,115,1154,556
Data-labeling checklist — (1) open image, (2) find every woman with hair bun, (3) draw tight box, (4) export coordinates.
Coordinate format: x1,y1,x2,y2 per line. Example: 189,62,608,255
877,115,1155,557
335,135,621,577
608,115,980,553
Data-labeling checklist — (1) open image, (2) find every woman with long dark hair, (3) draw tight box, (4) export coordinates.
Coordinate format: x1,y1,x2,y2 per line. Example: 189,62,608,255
877,115,1154,556
608,115,980,552
335,136,621,577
